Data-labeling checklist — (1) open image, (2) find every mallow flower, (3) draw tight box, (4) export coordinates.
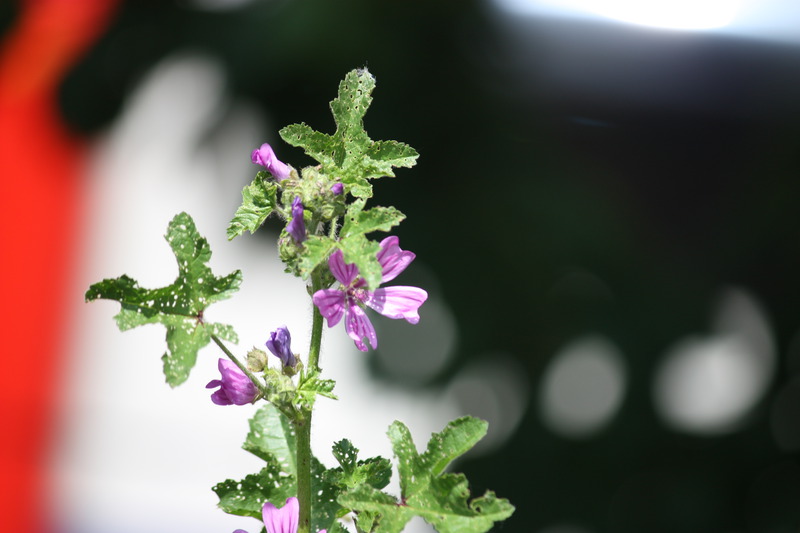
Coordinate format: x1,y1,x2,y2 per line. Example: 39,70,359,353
312,236,428,351
330,182,344,195
251,142,291,181
266,326,297,368
233,497,326,533
286,196,306,243
206,358,258,405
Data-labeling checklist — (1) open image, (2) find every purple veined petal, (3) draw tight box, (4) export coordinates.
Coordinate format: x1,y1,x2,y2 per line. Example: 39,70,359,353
345,304,378,351
209,358,258,405
251,142,292,181
312,289,346,327
262,497,299,533
331,182,344,195
286,196,306,243
328,249,360,285
376,236,416,283
366,286,428,324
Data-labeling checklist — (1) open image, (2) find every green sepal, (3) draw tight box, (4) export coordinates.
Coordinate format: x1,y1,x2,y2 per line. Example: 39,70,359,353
227,172,279,240
338,417,515,533
85,212,241,387
279,68,418,200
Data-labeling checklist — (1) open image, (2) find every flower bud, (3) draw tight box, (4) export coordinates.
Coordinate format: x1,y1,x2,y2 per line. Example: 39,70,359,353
251,142,291,181
206,359,258,405
246,348,268,372
266,326,297,368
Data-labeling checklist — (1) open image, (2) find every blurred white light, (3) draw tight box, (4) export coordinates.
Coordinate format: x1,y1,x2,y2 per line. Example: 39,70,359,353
539,336,626,438
491,0,800,44
374,296,458,385
493,0,740,30
445,354,529,455
654,288,774,435
585,0,739,30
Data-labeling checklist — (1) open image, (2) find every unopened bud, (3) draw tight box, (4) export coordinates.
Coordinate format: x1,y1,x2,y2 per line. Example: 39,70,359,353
246,348,268,372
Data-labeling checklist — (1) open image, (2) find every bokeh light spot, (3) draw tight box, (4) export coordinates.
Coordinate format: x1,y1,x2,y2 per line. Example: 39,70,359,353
654,288,774,435
539,335,626,438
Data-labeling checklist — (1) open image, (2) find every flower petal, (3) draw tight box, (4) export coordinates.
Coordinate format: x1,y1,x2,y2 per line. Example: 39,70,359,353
286,196,306,243
328,249,360,286
376,236,416,283
262,497,299,533
313,289,346,327
251,142,291,181
366,286,428,324
212,358,258,405
345,304,378,351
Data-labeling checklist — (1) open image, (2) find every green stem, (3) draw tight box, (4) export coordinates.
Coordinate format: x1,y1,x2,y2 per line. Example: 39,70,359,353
296,271,325,533
210,334,269,399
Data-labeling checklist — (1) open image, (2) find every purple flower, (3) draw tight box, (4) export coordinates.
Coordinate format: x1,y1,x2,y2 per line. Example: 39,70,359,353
266,326,297,368
312,236,428,351
331,182,344,195
234,497,326,533
286,196,306,243
251,142,291,181
206,358,258,405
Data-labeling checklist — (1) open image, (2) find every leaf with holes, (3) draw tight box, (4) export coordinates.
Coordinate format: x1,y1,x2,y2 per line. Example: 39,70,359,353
85,212,241,387
338,417,515,533
280,68,418,200
217,404,340,533
227,172,279,240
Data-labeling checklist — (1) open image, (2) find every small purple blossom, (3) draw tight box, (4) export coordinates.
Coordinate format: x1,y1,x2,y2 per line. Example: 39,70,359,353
234,497,326,533
331,182,344,195
251,142,291,181
312,236,428,351
206,358,258,405
286,196,306,243
266,326,297,368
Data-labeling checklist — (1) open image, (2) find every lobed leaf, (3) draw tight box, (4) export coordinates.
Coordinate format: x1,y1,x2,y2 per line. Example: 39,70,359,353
339,417,514,533
341,199,405,239
279,68,418,200
227,173,278,240
85,212,241,387
220,404,339,533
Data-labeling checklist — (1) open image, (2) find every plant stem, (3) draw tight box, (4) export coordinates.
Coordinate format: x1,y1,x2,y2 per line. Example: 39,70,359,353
210,334,269,398
296,271,325,533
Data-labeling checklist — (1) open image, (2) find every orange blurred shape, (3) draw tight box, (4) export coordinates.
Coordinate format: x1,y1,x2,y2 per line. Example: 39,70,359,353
0,1,117,532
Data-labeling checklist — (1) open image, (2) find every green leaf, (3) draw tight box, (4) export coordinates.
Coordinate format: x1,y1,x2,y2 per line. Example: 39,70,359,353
227,172,279,240
339,234,382,290
213,464,294,519
298,235,337,280
279,68,418,200
218,404,339,533
243,404,296,471
326,439,391,492
339,417,515,533
341,198,405,239
85,212,241,386
297,371,338,410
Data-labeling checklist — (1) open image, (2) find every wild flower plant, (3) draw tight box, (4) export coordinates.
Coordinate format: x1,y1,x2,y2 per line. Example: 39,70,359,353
86,68,514,533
